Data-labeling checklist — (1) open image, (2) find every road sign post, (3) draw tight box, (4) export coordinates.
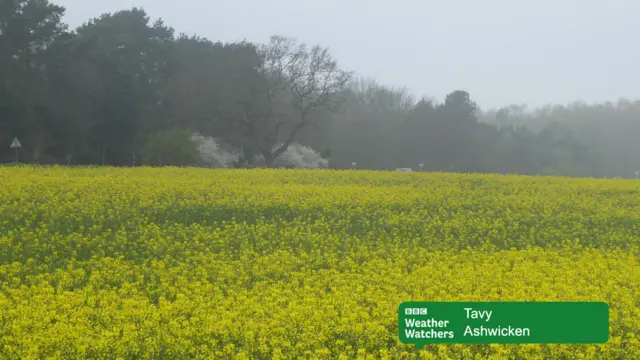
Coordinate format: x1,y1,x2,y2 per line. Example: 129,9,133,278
10,137,22,163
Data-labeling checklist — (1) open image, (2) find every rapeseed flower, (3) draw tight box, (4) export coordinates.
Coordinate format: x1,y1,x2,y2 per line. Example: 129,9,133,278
0,166,638,359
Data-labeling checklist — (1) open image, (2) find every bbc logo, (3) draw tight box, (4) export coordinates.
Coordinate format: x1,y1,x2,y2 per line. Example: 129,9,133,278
405,308,428,315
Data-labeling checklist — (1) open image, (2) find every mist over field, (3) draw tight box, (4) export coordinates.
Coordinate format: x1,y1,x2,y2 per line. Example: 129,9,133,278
2,1,640,359
2,0,640,178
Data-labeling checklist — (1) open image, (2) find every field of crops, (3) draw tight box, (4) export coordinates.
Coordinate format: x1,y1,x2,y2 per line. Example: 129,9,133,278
1,166,639,359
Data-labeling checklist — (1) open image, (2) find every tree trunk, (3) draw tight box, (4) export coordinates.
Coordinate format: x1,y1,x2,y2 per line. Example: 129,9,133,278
65,151,72,165
263,152,274,168
132,144,137,167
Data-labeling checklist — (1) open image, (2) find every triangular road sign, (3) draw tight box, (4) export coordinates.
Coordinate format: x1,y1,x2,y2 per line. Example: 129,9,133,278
10,137,21,148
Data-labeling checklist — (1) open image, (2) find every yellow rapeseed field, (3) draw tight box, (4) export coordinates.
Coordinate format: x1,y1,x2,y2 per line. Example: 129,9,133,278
1,166,639,359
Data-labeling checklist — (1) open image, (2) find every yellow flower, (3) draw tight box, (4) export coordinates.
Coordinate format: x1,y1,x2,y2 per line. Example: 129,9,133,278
0,166,638,359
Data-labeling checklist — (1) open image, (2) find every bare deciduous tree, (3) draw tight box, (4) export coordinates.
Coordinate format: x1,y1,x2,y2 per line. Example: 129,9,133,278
237,35,353,167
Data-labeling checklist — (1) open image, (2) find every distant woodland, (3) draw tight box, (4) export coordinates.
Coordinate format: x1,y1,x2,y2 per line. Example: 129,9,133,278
2,1,639,177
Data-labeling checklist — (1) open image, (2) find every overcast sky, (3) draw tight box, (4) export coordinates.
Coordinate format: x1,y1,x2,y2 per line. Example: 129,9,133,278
55,0,640,110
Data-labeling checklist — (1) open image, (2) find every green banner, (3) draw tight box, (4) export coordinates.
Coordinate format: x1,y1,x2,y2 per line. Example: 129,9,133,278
398,302,608,346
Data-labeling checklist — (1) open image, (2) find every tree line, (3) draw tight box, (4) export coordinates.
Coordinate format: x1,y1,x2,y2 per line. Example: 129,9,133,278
1,0,639,177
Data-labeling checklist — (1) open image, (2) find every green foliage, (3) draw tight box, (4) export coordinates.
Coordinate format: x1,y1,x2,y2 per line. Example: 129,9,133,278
141,128,199,166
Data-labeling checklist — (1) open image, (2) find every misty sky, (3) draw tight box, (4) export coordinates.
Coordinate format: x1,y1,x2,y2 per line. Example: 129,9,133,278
55,0,640,110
